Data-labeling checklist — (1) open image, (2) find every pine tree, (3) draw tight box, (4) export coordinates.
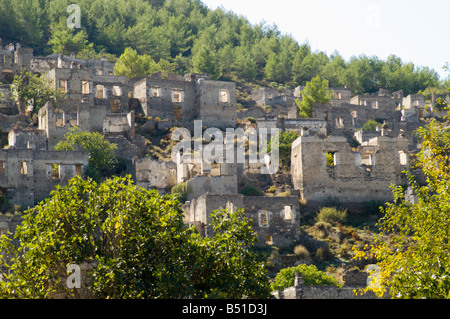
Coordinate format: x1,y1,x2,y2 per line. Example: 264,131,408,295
191,46,222,80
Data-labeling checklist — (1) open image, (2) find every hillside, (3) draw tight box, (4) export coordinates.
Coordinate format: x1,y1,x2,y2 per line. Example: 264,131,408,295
0,0,444,96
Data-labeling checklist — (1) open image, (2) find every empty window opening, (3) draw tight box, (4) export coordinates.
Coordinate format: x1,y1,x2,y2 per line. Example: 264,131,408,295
51,164,60,179
98,69,103,75
324,111,329,121
336,117,344,129
55,112,65,127
20,161,28,175
111,99,120,113
362,154,375,166
226,202,235,214
96,85,106,99
259,209,269,227
174,106,182,121
172,89,183,103
59,80,68,93
211,162,220,176
151,87,161,97
351,111,358,119
108,71,113,76
399,151,408,166
335,92,342,100
82,81,90,94
75,164,83,176
0,161,5,175
372,101,379,109
219,90,229,103
326,152,337,167
284,206,293,220
113,86,122,97
265,235,273,245
414,99,420,107
268,93,273,100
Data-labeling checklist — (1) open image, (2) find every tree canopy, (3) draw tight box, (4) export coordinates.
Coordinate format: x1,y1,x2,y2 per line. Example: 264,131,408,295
354,114,450,299
54,127,119,182
10,69,64,114
0,0,442,95
0,175,271,299
296,76,333,118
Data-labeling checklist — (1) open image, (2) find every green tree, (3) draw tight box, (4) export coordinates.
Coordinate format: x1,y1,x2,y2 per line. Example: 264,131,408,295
363,119,379,132
47,19,94,56
55,127,118,182
0,176,270,299
10,69,64,114
267,131,300,171
296,76,333,118
114,47,175,79
271,264,341,291
233,48,258,82
354,118,450,299
191,45,222,80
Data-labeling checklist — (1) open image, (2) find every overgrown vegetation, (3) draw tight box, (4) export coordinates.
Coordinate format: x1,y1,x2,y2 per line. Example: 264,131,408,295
0,176,271,299
271,264,341,291
171,182,191,203
363,119,379,132
240,186,262,197
55,127,120,182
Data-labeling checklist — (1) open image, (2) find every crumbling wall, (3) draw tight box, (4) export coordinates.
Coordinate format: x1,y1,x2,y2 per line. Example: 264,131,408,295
291,135,409,210
133,157,177,192
186,175,238,200
8,127,47,150
132,73,196,122
197,79,237,128
0,149,88,208
184,193,300,248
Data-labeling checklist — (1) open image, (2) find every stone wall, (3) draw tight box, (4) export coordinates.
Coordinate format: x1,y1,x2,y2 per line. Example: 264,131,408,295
184,194,300,248
291,135,409,211
197,79,237,128
132,73,197,122
133,157,177,192
0,149,88,207
272,285,384,299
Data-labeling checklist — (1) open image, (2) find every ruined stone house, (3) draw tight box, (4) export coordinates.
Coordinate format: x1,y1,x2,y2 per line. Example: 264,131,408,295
0,127,88,207
291,134,410,212
133,72,237,129
0,39,34,84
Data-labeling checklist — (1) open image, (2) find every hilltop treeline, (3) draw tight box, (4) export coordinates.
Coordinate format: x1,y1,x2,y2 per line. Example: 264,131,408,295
0,0,443,95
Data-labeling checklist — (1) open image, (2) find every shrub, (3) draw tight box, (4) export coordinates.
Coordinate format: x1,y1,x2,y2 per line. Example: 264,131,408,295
316,207,347,224
315,247,334,262
171,183,191,203
363,119,379,132
293,245,310,259
267,186,276,193
349,137,360,148
240,186,262,196
246,117,257,124
271,264,341,291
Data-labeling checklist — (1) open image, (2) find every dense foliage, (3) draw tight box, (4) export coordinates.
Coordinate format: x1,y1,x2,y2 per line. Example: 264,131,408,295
296,76,333,118
0,176,271,299
271,264,341,291
268,130,300,170
54,127,119,182
10,69,64,114
354,115,450,299
0,0,441,95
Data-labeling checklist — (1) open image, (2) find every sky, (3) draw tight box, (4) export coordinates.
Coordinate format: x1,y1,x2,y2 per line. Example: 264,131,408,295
200,0,449,80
